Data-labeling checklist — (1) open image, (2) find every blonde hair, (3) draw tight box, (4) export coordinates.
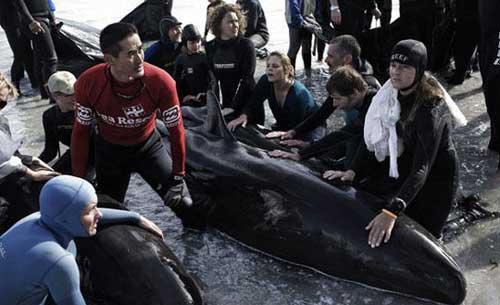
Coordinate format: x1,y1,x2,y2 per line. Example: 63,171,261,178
0,72,19,100
267,51,295,80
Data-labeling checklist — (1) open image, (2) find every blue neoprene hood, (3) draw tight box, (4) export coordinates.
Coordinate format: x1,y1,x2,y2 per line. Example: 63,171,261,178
39,175,96,238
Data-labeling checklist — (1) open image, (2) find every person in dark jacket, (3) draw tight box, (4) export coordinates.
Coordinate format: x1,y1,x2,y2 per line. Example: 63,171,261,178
332,0,380,39
269,66,376,169
447,0,479,85
285,0,320,73
227,51,325,140
478,0,500,164
173,24,211,106
1,72,59,234
205,4,263,123
0,0,37,93
39,71,95,177
324,40,461,245
267,35,381,149
144,15,183,75
398,0,440,67
235,0,269,49
12,0,59,97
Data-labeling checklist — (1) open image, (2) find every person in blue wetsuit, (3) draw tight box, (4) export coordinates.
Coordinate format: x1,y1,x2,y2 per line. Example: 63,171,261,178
0,175,163,305
145,15,183,75
227,51,325,141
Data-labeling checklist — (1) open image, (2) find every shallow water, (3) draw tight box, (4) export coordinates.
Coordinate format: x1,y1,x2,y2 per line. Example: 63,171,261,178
1,1,500,305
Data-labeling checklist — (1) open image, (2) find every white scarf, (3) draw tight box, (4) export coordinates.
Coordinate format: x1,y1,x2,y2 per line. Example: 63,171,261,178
364,80,401,178
363,79,467,179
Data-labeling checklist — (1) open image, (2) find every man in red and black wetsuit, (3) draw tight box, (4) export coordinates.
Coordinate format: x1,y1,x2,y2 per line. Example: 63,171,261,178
71,22,192,209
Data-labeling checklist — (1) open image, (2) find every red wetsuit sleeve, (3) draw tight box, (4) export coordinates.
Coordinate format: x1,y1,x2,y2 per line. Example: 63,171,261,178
71,77,94,178
157,72,186,176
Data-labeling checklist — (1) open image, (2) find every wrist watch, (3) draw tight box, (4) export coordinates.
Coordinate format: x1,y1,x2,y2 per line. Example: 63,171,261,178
330,5,339,12
173,175,184,181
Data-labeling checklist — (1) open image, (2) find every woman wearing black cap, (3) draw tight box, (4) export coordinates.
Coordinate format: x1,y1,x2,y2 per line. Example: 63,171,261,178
323,39,465,247
205,4,263,123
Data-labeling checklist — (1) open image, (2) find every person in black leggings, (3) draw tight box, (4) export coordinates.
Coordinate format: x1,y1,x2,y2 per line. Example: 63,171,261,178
0,0,37,93
13,0,58,97
478,0,500,163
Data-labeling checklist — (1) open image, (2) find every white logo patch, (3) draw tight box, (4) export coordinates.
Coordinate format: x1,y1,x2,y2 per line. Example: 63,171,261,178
76,103,93,125
123,104,145,118
163,105,181,127
391,53,409,63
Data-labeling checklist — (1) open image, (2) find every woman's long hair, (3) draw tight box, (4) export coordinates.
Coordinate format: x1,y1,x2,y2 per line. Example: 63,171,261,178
209,4,246,38
404,72,444,123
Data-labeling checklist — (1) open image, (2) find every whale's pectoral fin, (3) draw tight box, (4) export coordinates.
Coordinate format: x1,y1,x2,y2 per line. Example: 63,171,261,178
203,89,237,142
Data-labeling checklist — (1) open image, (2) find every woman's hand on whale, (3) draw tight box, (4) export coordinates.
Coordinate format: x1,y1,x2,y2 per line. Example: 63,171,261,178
139,216,164,239
365,212,396,248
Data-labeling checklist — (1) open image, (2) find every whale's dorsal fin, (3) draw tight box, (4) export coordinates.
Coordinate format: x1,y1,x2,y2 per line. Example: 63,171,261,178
203,89,237,142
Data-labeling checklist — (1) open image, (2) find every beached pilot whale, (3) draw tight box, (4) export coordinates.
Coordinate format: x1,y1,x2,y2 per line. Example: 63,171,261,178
75,196,204,305
162,91,467,305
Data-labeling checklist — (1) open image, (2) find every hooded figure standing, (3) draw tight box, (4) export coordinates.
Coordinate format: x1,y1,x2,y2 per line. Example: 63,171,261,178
0,175,163,305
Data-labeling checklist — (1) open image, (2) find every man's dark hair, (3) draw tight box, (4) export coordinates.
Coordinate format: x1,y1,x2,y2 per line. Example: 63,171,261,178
100,22,138,57
326,66,367,96
330,35,361,59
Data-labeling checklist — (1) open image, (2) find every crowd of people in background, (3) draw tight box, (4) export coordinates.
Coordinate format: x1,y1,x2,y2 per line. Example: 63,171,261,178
1,0,500,303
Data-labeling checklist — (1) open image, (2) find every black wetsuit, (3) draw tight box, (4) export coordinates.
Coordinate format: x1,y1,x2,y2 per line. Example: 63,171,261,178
478,0,500,155
13,0,57,87
298,90,376,168
452,0,479,80
350,91,458,237
121,0,173,41
38,106,94,176
0,0,36,89
238,0,269,48
365,0,391,28
399,0,438,66
205,36,263,123
337,0,376,39
173,52,211,104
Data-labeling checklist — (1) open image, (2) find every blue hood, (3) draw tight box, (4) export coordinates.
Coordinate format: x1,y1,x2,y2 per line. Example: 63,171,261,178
40,175,96,239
